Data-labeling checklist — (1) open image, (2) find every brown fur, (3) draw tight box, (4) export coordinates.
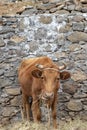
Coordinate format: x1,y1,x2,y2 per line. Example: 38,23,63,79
18,56,70,129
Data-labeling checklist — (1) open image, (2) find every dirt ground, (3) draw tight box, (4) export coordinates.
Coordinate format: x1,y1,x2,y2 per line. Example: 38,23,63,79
0,119,87,130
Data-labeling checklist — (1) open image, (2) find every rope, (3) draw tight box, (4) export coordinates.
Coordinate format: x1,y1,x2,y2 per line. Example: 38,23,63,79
20,105,25,121
43,67,59,72
47,104,51,128
20,93,52,126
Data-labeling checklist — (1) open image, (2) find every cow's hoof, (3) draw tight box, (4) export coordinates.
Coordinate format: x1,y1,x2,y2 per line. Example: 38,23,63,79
53,125,58,129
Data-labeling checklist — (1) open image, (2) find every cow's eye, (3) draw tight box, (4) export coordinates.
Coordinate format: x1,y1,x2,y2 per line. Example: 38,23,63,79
56,77,60,81
41,76,46,81
41,76,44,80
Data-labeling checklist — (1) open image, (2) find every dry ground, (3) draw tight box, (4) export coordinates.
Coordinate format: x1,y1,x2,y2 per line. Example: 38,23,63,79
0,119,87,130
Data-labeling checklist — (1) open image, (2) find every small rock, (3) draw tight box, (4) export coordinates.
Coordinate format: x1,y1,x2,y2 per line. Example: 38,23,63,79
83,105,87,111
21,8,38,15
79,41,86,45
55,10,69,14
81,86,87,93
82,99,87,105
62,81,77,95
19,18,26,31
39,15,52,24
36,3,56,10
82,7,87,13
5,71,16,77
81,0,87,4
71,15,84,22
58,110,69,119
59,24,72,33
10,95,22,106
2,107,18,117
0,17,3,25
59,93,71,102
80,111,87,120
0,39,5,47
67,31,87,42
54,52,66,58
56,15,68,23
29,41,38,52
49,4,64,13
0,79,12,89
75,5,82,11
0,117,10,126
72,22,84,31
69,44,81,51
0,97,9,104
42,0,49,4
71,70,87,81
10,35,26,43
49,7,57,13
0,69,4,76
67,100,83,111
44,44,52,52
34,28,47,40
5,57,19,63
73,93,87,99
0,27,15,34
1,93,8,98
75,54,86,60
69,112,75,117
5,87,20,96
3,17,17,23
67,5,75,11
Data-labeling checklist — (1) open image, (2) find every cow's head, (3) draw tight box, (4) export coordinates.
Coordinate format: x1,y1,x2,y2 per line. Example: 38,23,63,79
32,64,70,100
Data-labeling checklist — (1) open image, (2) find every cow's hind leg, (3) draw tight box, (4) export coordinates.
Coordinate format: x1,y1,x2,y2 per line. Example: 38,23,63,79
29,96,33,120
26,102,30,120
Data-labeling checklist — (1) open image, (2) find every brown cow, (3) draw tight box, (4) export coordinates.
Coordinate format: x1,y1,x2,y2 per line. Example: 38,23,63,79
18,56,71,129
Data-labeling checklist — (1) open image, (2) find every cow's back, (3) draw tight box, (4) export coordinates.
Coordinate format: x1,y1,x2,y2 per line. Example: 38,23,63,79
18,56,55,73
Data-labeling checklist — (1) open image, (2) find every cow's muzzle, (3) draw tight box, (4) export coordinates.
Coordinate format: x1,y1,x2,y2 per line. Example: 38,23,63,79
43,92,54,100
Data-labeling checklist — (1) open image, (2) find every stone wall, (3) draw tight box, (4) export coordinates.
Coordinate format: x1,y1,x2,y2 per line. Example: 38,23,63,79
0,0,87,126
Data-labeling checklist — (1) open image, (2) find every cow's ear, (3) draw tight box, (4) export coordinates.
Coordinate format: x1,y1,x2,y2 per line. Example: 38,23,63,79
60,71,71,80
32,69,42,78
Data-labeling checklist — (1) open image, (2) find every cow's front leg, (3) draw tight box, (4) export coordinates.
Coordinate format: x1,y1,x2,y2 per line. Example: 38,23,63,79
51,95,58,129
26,102,30,121
32,97,41,123
22,93,30,121
22,93,27,119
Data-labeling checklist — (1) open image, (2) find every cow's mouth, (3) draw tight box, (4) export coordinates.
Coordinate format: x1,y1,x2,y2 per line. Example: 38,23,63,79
41,96,48,101
38,92,54,103
40,93,54,101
